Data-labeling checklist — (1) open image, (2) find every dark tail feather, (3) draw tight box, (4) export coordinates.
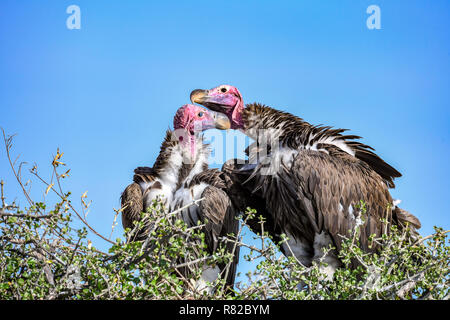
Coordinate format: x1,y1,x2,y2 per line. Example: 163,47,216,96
394,207,421,230
355,150,402,188
393,206,421,242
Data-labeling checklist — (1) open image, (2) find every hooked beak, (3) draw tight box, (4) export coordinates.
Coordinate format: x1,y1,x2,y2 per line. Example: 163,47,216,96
190,89,209,105
197,110,230,132
211,110,231,130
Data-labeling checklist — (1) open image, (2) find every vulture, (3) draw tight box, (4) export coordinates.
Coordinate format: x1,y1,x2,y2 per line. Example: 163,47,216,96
190,84,421,277
120,104,240,293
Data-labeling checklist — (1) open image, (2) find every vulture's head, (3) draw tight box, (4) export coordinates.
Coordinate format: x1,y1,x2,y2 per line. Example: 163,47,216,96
190,85,244,130
173,104,230,134
173,104,230,158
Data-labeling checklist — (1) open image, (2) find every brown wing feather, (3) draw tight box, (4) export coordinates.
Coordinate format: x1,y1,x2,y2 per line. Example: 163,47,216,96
173,168,240,290
120,168,156,241
120,182,144,231
291,149,394,252
198,182,240,289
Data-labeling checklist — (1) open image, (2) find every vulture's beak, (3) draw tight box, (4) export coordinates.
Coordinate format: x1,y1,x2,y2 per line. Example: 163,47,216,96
190,89,209,104
210,110,231,130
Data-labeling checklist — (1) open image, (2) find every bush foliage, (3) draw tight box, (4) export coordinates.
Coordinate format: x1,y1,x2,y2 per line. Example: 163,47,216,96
0,130,448,300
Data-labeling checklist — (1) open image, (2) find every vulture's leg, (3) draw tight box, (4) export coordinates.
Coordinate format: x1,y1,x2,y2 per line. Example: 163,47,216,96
312,232,342,282
279,233,313,267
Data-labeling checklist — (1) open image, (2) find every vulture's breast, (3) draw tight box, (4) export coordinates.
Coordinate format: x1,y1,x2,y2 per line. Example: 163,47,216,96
171,182,209,227
140,179,174,209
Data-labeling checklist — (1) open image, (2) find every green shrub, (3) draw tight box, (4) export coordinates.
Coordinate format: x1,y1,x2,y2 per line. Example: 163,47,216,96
0,130,448,300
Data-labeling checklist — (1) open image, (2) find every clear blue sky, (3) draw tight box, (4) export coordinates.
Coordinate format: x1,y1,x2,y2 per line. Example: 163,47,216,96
1,0,449,285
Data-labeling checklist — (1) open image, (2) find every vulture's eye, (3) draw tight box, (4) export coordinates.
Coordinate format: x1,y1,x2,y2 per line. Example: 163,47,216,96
198,111,204,117
220,87,227,93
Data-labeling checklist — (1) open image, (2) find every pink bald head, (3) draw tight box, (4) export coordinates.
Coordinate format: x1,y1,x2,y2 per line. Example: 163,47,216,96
190,85,244,130
172,104,230,159
173,104,229,134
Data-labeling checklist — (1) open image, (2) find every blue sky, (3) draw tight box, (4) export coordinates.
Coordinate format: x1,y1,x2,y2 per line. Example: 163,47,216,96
1,0,449,285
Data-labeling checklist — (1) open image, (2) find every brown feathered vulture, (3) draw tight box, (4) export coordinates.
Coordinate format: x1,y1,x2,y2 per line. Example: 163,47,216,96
120,104,239,292
191,84,421,278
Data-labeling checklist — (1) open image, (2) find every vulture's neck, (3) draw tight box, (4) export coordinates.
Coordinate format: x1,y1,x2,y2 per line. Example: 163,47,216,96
240,103,401,188
152,130,209,192
241,103,354,155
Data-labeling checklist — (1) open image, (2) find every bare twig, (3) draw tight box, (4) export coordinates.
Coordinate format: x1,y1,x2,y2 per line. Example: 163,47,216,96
0,210,53,219
2,128,34,206
0,180,5,208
